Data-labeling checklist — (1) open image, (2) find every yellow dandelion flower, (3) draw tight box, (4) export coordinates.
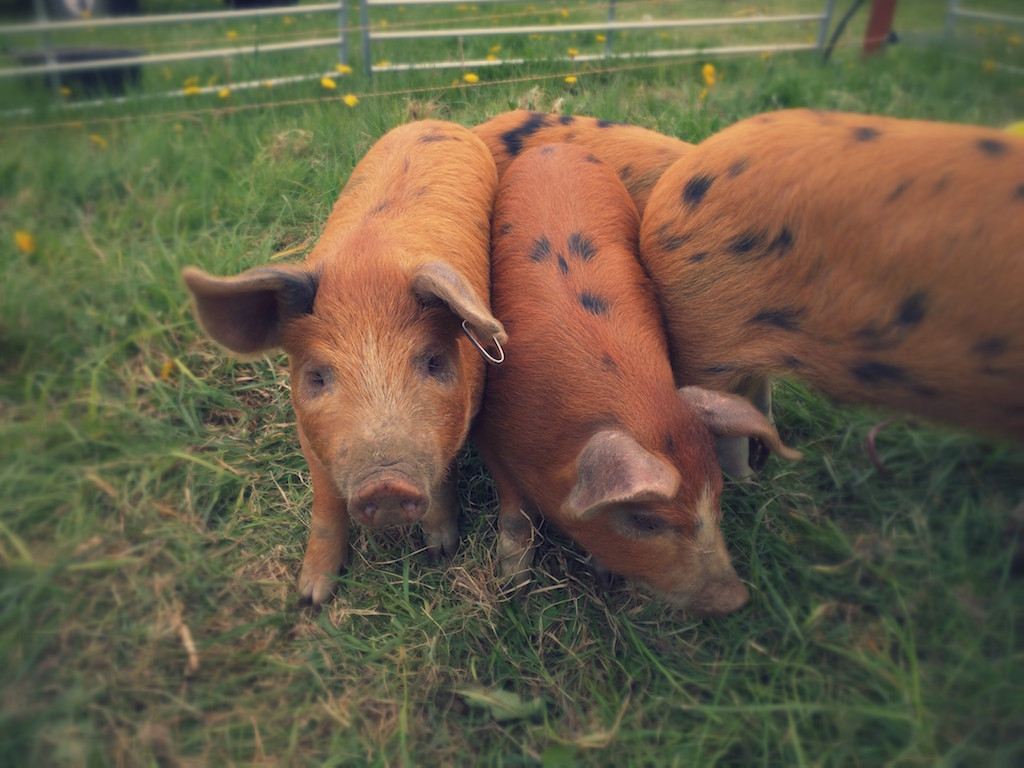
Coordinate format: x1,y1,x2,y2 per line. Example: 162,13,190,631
89,134,107,149
226,30,238,40
321,77,337,90
14,230,36,255
184,75,199,88
463,72,479,83
183,85,202,96
702,63,716,87
376,60,390,68
59,86,71,97
159,359,176,381
206,75,218,86
595,34,606,42
567,47,579,57
343,93,359,107
486,54,498,62
379,19,388,28
1009,34,1021,45
489,45,501,54
699,87,708,101
218,88,230,99
983,59,997,73
457,4,467,10
561,10,569,18
283,16,293,25
761,50,773,61
1005,121,1024,136
263,80,275,88
336,63,353,74
565,75,577,84
173,123,184,133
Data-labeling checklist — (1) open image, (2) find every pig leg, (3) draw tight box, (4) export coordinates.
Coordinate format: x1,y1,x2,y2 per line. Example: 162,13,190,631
297,428,349,606
421,471,460,560
494,481,539,588
716,376,774,481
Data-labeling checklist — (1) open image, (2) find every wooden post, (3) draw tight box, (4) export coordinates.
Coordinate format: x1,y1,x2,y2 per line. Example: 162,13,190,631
863,0,898,56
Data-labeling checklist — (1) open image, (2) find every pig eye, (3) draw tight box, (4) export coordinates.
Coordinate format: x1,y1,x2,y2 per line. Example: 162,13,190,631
417,349,453,383
304,367,332,396
617,509,669,538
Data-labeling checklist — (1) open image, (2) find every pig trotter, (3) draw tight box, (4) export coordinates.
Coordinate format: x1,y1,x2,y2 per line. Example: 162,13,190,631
298,521,349,606
422,476,460,561
498,506,537,590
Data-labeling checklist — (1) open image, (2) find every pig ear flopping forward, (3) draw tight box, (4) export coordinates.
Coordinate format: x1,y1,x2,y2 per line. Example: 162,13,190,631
678,386,803,463
563,430,683,521
182,265,319,357
410,262,508,364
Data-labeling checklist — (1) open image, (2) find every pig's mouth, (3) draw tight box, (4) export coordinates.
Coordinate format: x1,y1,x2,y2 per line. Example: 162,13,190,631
348,469,429,528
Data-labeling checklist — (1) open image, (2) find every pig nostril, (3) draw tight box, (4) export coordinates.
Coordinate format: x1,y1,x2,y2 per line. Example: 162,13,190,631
361,503,378,521
401,500,419,513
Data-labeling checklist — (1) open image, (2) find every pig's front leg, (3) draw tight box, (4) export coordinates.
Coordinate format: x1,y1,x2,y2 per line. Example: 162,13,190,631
421,472,459,560
494,480,538,590
297,427,349,606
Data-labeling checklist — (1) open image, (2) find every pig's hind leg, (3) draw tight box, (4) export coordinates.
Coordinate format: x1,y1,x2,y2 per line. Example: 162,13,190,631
492,477,540,590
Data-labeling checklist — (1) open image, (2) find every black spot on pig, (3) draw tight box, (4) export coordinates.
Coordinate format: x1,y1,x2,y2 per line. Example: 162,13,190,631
665,433,676,455
728,158,749,178
781,355,805,369
558,255,569,275
597,119,623,128
704,364,738,375
897,292,928,326
530,236,552,263
729,230,767,258
853,126,882,142
888,179,913,202
1016,183,1024,200
584,154,601,164
770,227,795,257
973,336,1008,358
579,292,609,316
568,233,597,262
749,308,804,332
689,251,709,263
656,225,691,252
501,112,550,156
499,222,513,236
619,165,633,181
683,174,715,208
934,173,951,194
540,145,556,156
601,353,618,373
977,138,1009,157
420,133,459,143
559,114,575,126
851,361,908,385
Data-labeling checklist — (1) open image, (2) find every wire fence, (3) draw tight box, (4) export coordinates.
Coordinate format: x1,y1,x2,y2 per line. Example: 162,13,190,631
1,0,837,113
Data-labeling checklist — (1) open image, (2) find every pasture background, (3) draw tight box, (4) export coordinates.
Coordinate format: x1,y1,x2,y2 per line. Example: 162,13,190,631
2,1,1023,765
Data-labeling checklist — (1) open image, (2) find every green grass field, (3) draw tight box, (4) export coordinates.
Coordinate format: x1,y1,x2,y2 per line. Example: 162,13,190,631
2,1,1023,765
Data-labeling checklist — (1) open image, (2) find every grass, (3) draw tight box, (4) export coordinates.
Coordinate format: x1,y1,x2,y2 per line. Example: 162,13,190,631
2,1,1024,765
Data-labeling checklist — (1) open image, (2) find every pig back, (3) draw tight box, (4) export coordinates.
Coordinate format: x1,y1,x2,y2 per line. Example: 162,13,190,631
307,119,499,305
640,108,1024,438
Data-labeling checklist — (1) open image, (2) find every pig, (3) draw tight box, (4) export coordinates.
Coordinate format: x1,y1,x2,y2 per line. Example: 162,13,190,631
182,119,507,606
474,143,801,617
639,108,1024,477
472,110,692,216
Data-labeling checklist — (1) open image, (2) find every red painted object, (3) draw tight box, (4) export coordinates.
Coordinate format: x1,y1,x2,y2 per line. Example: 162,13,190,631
863,0,898,56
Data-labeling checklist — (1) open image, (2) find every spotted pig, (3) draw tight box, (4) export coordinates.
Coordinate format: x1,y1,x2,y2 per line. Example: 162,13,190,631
183,120,507,606
475,143,800,617
640,108,1024,475
472,110,692,216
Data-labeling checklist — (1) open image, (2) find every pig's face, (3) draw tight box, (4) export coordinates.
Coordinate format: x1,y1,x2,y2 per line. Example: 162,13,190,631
558,423,749,617
283,263,478,527
182,256,506,531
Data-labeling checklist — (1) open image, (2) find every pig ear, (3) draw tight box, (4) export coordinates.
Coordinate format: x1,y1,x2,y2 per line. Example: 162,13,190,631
563,430,682,520
678,386,803,462
409,262,508,345
182,264,319,356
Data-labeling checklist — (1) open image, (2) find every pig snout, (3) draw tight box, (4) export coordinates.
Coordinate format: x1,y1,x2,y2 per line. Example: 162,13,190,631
685,574,750,618
350,474,428,527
